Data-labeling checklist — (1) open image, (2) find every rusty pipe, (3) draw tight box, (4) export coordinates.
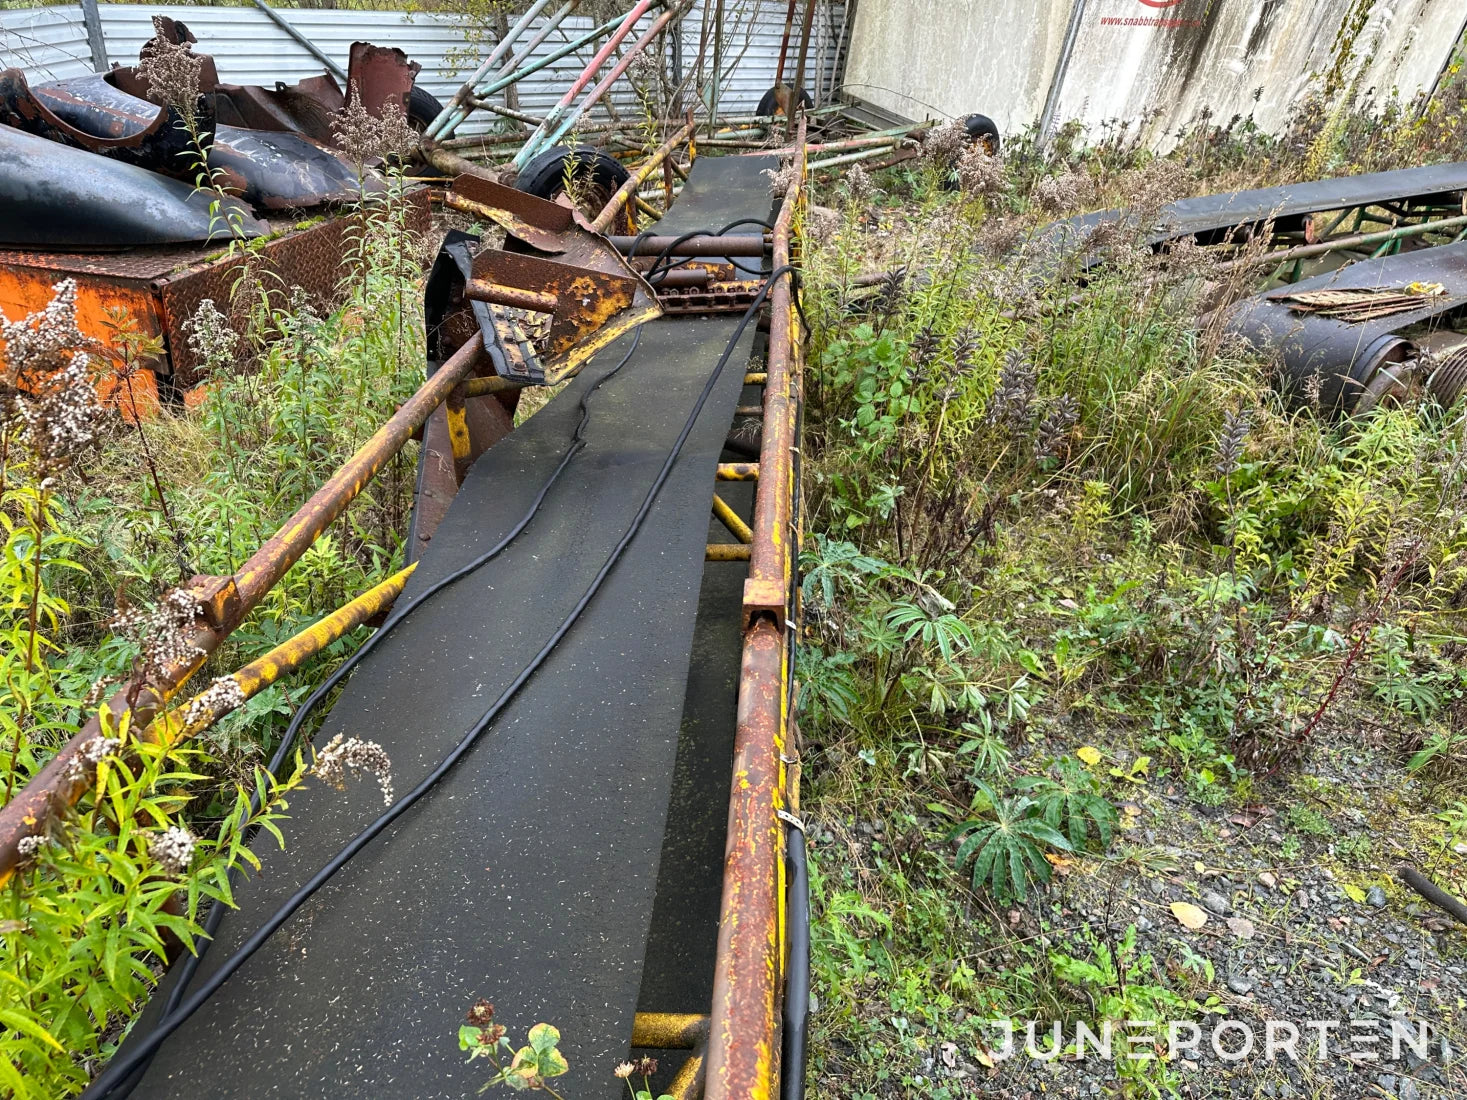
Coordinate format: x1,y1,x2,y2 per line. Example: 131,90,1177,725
465,279,560,313
0,338,483,883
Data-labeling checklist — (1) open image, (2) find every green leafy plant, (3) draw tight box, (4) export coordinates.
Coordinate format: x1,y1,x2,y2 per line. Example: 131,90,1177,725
460,1002,569,1096
1014,756,1117,850
950,781,1072,901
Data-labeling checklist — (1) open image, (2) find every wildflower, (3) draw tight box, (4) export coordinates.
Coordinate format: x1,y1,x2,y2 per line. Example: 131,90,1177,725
1,279,103,474
910,322,941,373
871,267,906,319
613,1062,636,1079
112,588,206,686
313,734,395,805
148,826,196,875
950,328,981,377
466,1000,496,1027
1033,171,1089,215
763,162,798,198
186,299,240,371
1214,408,1252,475
62,736,118,784
843,163,873,205
920,120,967,171
137,16,203,113
1034,394,1080,459
16,835,46,860
183,675,247,729
333,87,419,169
986,347,1036,430
634,1056,658,1077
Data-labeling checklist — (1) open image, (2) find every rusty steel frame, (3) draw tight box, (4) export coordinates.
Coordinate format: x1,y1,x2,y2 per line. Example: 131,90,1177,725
0,335,486,884
704,117,806,1100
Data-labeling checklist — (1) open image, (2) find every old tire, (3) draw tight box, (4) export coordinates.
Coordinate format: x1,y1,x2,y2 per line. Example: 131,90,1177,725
513,144,632,230
755,85,813,118
961,113,1000,154
407,84,444,133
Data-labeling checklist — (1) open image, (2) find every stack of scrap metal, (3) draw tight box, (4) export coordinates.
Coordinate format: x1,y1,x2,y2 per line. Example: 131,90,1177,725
0,16,436,394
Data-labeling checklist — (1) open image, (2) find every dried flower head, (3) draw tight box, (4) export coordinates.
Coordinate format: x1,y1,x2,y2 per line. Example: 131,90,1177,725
763,162,798,199
1214,408,1252,475
111,588,205,686
956,144,1004,198
1034,393,1080,460
1,279,103,474
333,88,419,169
1033,170,1090,215
634,1056,658,1078
148,825,196,875
871,267,906,319
16,835,46,860
313,734,395,805
137,16,203,113
613,1062,636,1079
921,120,967,171
986,347,1036,430
466,1000,496,1026
183,675,247,729
843,163,873,205
62,734,121,784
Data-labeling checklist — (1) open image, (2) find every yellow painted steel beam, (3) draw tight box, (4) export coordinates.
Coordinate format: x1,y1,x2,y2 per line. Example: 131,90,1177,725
150,566,418,750
716,463,759,481
632,1012,709,1050
706,544,751,561
743,372,767,385
712,495,753,544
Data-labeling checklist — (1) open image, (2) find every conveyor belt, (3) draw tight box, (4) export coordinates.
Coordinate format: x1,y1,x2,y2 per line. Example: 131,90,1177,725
125,157,777,1099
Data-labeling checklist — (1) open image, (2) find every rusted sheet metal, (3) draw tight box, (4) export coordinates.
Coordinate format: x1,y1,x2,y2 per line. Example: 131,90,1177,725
0,334,484,884
0,68,198,173
0,122,263,249
449,170,576,251
707,618,790,1100
343,41,419,118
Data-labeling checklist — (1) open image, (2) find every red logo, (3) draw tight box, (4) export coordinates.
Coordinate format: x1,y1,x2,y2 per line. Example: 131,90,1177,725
1137,0,1184,7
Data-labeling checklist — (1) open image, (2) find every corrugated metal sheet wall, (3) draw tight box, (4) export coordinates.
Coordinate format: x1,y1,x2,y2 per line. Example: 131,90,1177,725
0,1,847,132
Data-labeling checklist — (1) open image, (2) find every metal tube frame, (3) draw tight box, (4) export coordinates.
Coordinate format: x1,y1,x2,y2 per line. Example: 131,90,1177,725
705,116,806,1100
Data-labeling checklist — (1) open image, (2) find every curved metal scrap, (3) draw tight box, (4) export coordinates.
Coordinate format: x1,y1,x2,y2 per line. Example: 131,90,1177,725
208,125,379,209
0,122,263,247
0,69,201,175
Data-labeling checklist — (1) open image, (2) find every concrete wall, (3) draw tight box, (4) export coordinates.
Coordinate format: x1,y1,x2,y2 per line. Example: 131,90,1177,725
845,0,1467,147
844,0,1076,135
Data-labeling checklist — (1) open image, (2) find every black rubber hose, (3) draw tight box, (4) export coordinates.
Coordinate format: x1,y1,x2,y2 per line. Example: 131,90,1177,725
85,267,795,1099
781,824,810,1100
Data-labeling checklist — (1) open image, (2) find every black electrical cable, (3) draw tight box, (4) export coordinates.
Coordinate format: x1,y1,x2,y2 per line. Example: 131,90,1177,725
143,216,782,1049
781,826,810,1100
86,266,796,1099
635,218,773,285
93,326,653,1100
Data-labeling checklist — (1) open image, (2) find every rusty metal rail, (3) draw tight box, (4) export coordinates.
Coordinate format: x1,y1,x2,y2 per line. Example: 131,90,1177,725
0,335,486,884
705,115,806,1100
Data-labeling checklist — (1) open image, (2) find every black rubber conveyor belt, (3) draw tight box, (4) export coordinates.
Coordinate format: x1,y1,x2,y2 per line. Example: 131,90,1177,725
124,158,778,1099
